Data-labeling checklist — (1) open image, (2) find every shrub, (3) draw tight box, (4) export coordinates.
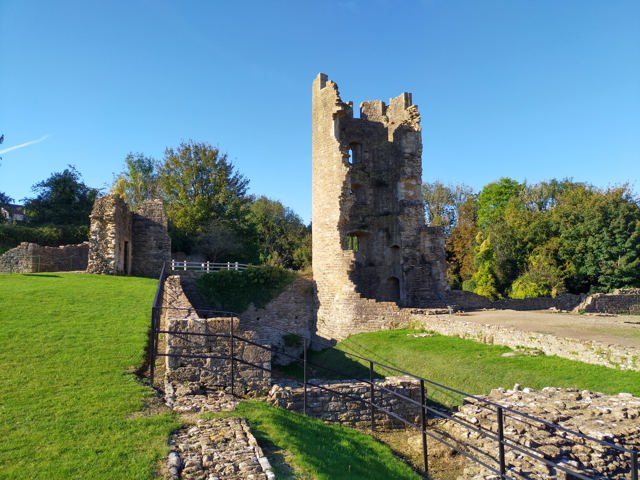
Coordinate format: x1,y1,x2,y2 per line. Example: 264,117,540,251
196,265,294,313
0,224,88,249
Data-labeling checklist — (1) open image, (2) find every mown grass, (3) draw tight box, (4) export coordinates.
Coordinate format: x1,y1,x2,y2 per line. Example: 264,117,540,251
301,329,640,407
207,401,421,480
0,273,179,480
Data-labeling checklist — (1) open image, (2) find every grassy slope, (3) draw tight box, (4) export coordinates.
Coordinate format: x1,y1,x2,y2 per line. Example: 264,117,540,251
0,273,179,480
209,401,421,480
307,329,640,406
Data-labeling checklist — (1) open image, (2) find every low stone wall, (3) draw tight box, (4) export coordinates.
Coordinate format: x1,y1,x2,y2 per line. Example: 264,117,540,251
240,275,316,365
575,289,640,315
267,376,422,429
442,386,640,479
412,312,640,371
447,289,584,312
162,275,271,397
0,241,88,273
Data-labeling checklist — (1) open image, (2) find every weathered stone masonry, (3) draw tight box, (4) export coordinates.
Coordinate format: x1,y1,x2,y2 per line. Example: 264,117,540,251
162,275,272,399
87,194,170,277
267,376,422,429
0,241,88,273
311,73,449,345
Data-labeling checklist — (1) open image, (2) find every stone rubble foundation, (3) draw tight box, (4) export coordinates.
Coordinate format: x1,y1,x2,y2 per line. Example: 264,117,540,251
163,385,274,479
442,386,640,479
167,417,275,480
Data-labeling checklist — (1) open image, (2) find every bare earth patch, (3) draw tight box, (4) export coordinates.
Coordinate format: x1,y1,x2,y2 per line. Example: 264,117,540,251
449,309,640,349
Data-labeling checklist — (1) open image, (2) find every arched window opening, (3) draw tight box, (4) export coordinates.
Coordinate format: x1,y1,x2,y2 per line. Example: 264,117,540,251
379,276,400,303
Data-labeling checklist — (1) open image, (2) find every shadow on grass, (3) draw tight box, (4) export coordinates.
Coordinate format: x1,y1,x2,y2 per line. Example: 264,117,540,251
276,348,382,382
21,273,62,278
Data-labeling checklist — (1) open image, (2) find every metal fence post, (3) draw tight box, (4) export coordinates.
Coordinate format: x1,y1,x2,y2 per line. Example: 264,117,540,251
632,448,638,480
420,379,428,476
303,338,308,415
369,361,375,431
497,406,506,479
149,309,155,386
229,317,235,397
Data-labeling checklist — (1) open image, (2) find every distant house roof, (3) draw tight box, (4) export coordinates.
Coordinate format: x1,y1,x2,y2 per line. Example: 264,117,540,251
0,203,25,222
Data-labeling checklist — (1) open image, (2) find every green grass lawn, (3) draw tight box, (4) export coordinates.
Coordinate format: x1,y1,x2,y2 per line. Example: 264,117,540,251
0,273,179,480
208,401,421,480
303,329,640,407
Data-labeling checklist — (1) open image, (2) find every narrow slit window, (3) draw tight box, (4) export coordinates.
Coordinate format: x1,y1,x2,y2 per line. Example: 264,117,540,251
348,143,362,165
347,234,359,252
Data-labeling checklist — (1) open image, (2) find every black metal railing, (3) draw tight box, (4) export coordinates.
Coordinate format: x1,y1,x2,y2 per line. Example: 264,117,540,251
148,270,638,479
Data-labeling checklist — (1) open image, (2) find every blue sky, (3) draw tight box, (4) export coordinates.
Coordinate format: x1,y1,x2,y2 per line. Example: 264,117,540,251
1,0,638,224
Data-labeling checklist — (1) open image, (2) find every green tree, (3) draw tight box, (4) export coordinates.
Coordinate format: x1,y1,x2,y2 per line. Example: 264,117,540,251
422,181,474,233
447,195,478,289
247,196,311,270
470,234,501,299
23,166,99,226
158,141,249,237
476,177,522,229
194,220,257,263
552,184,640,292
112,153,160,211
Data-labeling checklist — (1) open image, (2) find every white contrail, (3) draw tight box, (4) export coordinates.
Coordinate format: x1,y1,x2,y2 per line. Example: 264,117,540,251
0,135,50,155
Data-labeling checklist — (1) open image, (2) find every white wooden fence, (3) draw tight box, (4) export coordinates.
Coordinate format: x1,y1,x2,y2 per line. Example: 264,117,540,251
170,260,249,272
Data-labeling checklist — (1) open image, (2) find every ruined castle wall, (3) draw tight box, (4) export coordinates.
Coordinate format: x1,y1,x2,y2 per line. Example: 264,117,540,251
267,376,422,429
574,290,640,315
87,194,132,275
131,199,171,278
87,195,170,277
0,242,88,273
162,275,271,396
240,275,316,365
311,73,449,345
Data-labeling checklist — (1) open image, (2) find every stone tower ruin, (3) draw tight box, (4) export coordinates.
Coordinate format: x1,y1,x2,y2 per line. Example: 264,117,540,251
87,194,170,277
311,73,449,343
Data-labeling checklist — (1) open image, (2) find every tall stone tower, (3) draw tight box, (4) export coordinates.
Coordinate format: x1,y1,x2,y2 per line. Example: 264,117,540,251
311,73,449,343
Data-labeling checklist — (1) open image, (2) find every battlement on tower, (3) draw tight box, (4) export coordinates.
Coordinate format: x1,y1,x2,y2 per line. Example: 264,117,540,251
311,73,449,344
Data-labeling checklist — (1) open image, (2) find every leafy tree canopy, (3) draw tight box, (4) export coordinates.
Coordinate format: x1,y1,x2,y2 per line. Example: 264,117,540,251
158,141,250,237
422,181,474,233
24,166,99,226
247,196,311,270
476,177,522,230
112,153,160,211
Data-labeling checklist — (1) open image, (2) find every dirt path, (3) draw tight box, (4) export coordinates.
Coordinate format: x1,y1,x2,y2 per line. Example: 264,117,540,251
454,309,640,349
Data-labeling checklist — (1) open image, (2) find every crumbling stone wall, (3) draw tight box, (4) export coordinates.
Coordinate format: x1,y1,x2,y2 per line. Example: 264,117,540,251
131,199,171,277
311,73,449,345
267,376,422,429
443,386,640,479
0,241,88,273
162,275,271,397
240,274,316,365
87,194,170,277
574,289,640,315
87,194,132,275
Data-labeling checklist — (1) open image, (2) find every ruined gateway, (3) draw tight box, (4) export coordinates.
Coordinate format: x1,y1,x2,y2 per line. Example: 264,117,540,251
311,73,449,343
